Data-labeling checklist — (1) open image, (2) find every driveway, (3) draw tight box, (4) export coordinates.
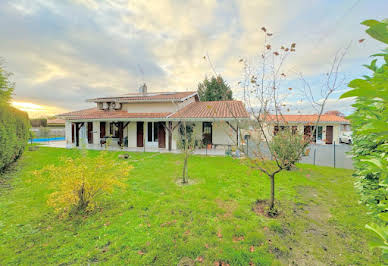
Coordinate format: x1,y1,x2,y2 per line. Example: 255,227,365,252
299,144,353,169
245,142,353,169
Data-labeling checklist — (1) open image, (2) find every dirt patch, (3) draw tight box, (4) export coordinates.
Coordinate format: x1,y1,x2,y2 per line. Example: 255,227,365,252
177,257,194,266
277,186,336,265
175,179,197,186
252,199,281,218
304,205,332,223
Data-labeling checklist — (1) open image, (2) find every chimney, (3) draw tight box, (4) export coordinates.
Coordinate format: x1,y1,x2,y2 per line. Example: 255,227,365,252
139,83,147,95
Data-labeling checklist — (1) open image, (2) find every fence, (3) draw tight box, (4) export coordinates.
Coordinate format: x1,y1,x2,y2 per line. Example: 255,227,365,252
30,127,65,138
246,141,353,169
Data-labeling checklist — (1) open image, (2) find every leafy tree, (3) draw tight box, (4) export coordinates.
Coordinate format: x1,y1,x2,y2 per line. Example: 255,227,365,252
0,62,14,105
34,151,132,216
269,129,307,171
340,19,388,260
197,75,233,101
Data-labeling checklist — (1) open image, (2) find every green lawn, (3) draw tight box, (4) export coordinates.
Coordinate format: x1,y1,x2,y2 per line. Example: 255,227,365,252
0,147,380,265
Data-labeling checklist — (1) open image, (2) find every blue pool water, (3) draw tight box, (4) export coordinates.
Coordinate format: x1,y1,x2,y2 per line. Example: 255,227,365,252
32,137,65,142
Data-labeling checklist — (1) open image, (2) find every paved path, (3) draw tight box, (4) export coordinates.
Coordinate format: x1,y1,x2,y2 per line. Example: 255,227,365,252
36,141,226,156
299,144,353,169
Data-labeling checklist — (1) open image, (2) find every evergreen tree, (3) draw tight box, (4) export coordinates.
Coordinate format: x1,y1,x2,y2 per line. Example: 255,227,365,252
197,75,233,101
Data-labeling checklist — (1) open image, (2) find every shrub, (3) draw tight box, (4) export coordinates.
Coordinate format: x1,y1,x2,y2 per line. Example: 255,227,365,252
34,151,132,216
0,105,30,171
340,19,388,261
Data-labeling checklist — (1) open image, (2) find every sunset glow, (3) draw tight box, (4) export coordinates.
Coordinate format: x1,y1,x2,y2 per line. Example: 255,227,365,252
11,101,67,118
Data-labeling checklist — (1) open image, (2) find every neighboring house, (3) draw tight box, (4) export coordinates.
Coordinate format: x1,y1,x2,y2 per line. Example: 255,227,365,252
264,114,351,144
30,118,66,138
58,85,249,151
47,118,65,127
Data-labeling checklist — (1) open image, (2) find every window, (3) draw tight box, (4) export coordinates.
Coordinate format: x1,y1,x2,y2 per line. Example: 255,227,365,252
274,126,279,135
203,122,212,144
317,126,323,141
148,122,152,142
147,122,159,142
154,122,158,141
274,126,291,135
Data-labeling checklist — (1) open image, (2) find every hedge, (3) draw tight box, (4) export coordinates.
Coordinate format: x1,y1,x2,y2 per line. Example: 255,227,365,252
0,105,30,171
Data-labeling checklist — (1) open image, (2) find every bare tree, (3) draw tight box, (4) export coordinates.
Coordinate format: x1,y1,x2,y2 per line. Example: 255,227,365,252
173,121,202,184
205,27,347,215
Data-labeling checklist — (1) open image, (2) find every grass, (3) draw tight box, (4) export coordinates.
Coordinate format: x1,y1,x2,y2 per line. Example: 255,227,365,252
0,147,380,265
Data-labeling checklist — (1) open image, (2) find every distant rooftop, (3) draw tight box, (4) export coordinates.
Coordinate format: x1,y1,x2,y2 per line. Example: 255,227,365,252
266,114,350,124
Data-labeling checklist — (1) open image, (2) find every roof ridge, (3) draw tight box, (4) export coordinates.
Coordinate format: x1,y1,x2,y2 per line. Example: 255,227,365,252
199,100,241,103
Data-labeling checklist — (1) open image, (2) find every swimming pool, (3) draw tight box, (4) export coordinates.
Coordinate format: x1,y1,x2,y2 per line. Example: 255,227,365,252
31,137,65,142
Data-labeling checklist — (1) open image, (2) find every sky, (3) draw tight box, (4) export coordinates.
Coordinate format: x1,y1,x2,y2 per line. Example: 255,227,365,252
0,0,386,118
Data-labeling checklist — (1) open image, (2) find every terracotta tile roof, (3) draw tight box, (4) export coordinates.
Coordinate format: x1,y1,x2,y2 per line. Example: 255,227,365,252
88,91,197,103
169,101,250,119
266,114,350,123
58,100,249,120
59,108,171,120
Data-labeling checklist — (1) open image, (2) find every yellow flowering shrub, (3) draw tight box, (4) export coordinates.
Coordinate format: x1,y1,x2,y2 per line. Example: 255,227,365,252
34,152,132,215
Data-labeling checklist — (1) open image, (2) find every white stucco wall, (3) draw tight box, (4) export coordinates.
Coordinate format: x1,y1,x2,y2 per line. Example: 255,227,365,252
212,121,237,146
127,122,137,148
93,121,99,145
65,121,72,145
122,102,179,113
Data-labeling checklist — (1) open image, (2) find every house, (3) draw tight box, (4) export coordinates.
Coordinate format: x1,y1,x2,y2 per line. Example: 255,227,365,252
58,85,249,151
263,114,351,144
47,118,65,127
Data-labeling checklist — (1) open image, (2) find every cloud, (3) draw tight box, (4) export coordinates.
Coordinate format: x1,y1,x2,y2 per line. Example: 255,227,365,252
0,0,386,117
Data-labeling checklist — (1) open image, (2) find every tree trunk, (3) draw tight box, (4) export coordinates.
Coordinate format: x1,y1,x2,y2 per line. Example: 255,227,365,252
269,174,275,210
182,121,188,184
182,153,188,183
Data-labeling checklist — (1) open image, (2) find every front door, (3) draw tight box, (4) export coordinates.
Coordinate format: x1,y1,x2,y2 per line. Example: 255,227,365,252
326,126,333,144
203,122,212,145
137,122,144,147
100,122,106,138
87,122,93,144
158,122,166,148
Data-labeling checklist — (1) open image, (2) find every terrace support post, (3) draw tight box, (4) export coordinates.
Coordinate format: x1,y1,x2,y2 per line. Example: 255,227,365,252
118,122,124,148
333,141,336,168
76,122,80,147
162,121,181,152
226,121,239,148
236,123,239,148
75,122,84,147
168,121,172,151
